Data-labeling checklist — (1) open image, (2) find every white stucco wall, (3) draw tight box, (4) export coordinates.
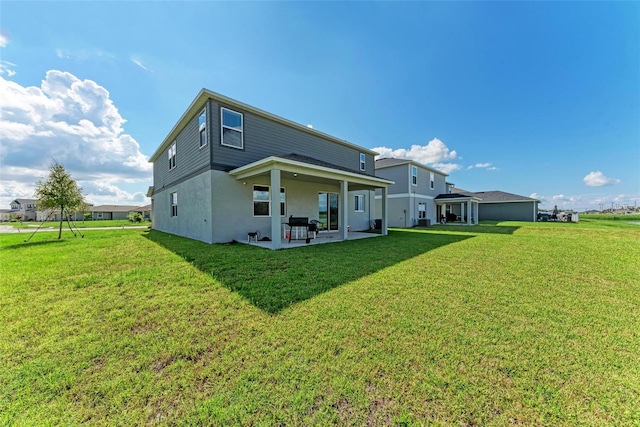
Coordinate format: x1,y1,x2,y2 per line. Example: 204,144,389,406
152,171,214,243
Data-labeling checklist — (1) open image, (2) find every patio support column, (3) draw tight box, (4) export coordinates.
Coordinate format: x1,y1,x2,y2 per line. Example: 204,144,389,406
467,199,472,225
270,169,282,249
460,202,465,223
381,187,388,235
340,180,349,241
475,202,479,225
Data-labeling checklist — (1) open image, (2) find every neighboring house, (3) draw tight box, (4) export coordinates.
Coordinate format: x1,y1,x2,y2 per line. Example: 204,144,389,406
135,204,152,220
374,160,538,225
452,189,539,222
7,199,38,221
37,204,94,222
91,205,141,220
148,89,393,249
374,159,480,227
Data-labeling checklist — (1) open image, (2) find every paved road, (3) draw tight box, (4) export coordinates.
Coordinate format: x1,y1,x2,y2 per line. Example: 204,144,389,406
0,225,149,233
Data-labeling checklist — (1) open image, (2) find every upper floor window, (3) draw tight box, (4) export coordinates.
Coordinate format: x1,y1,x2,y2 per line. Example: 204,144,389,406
199,109,207,148
411,166,418,186
359,153,366,171
430,172,435,190
170,192,178,217
168,142,176,170
221,107,244,149
355,194,365,212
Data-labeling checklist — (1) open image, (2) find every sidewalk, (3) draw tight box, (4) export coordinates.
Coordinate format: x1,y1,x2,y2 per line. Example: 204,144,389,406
0,225,149,234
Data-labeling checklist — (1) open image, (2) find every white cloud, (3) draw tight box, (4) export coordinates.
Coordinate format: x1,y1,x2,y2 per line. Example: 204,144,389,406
0,60,16,76
468,162,498,171
131,57,150,72
373,138,461,174
0,70,152,208
0,29,10,47
583,171,620,187
55,48,115,61
431,162,462,174
373,138,457,164
529,193,544,201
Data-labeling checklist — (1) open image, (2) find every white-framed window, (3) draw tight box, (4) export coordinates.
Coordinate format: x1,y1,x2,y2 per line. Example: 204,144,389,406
359,153,366,171
168,142,176,170
430,172,435,190
221,107,244,149
412,165,418,186
170,192,178,217
96,212,103,219
418,202,426,219
199,109,207,148
253,185,285,217
355,194,365,212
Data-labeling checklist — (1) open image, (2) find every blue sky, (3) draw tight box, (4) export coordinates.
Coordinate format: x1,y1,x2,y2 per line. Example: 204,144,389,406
1,1,638,211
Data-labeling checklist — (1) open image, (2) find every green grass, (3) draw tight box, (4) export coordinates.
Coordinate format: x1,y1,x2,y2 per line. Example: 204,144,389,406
4,219,151,229
1,221,639,425
580,213,640,221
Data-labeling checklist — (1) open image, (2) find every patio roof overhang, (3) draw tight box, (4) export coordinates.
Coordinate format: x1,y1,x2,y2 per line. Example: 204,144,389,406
229,156,394,190
434,196,482,204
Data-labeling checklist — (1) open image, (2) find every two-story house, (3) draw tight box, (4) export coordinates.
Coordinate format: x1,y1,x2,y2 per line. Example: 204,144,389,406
8,199,38,221
375,159,480,227
148,89,393,249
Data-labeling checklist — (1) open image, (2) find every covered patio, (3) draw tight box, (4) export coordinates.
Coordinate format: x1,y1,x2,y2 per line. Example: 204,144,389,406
242,230,381,249
435,193,481,225
229,154,393,249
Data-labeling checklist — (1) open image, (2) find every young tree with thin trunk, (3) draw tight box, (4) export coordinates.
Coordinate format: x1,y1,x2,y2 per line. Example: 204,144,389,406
34,162,86,239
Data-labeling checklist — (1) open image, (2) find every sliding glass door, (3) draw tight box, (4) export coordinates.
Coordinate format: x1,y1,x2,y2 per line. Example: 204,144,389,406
318,192,339,231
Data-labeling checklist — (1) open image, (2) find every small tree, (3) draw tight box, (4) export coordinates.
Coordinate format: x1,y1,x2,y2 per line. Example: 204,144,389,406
34,162,85,239
83,212,92,222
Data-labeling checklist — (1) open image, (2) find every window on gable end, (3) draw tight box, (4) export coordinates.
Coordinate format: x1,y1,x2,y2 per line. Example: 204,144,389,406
360,153,366,171
221,107,244,149
412,165,418,186
430,172,435,190
199,109,207,148
168,142,176,170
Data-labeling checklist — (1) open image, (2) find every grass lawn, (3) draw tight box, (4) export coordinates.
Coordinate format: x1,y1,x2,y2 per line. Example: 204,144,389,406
1,221,639,425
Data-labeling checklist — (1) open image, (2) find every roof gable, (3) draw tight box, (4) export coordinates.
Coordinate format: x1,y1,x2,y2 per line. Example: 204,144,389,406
150,89,379,162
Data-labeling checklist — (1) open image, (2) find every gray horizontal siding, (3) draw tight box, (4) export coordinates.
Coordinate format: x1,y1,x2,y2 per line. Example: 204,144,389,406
153,104,211,190
376,163,447,197
375,165,409,195
209,100,374,174
479,202,537,222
